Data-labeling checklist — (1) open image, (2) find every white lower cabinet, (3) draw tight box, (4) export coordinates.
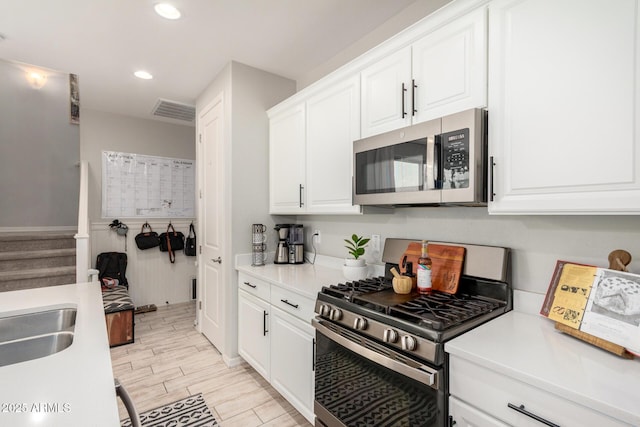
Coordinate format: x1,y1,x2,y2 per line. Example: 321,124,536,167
449,397,509,427
270,306,315,423
237,289,270,381
449,355,629,427
237,272,316,424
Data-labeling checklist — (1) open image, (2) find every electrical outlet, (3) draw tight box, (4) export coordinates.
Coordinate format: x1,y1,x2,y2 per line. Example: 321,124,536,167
314,229,321,244
371,234,381,253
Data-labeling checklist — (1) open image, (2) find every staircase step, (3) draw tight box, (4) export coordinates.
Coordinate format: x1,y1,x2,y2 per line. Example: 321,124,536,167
0,266,77,293
0,232,76,252
0,248,76,271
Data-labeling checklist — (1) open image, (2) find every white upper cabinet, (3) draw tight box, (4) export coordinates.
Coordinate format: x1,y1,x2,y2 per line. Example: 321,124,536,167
269,77,361,215
269,103,306,214
306,75,361,214
360,47,413,137
412,7,487,124
488,0,640,214
361,7,488,138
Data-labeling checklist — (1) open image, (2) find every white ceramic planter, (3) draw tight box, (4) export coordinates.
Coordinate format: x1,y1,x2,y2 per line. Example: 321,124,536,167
344,258,366,267
343,264,368,281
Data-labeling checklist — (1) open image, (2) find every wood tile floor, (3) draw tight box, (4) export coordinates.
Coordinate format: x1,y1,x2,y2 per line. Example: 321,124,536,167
110,301,312,427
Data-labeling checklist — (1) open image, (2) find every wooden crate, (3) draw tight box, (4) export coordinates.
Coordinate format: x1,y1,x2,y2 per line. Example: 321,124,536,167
105,309,134,347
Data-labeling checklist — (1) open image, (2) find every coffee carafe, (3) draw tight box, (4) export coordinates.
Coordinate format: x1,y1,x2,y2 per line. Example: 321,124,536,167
274,224,290,264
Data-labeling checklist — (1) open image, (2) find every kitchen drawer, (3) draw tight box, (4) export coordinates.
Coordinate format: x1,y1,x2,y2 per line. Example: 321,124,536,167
238,272,270,302
449,355,628,427
270,285,315,322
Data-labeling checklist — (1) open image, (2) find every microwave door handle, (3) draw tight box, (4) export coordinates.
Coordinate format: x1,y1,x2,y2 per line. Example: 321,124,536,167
434,134,442,189
425,136,436,190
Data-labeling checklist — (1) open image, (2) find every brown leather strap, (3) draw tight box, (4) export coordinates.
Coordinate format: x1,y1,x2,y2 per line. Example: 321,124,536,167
167,232,175,263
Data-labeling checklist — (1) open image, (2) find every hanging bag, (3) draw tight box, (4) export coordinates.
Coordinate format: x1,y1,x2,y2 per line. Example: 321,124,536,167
184,222,197,256
159,223,184,263
135,222,160,250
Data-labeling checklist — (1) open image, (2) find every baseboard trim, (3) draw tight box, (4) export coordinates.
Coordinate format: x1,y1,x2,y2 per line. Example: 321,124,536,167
223,354,243,368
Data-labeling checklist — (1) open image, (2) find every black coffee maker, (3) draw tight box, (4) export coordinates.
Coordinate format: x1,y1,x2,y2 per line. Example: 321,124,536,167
274,224,304,264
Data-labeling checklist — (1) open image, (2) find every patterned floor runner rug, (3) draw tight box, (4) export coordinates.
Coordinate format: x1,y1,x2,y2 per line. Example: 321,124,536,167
121,393,218,427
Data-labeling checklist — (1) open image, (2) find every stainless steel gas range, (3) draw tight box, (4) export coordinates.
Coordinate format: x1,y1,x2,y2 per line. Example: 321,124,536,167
312,238,511,427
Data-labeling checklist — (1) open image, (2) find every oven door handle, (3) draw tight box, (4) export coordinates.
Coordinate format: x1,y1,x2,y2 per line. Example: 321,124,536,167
313,319,439,390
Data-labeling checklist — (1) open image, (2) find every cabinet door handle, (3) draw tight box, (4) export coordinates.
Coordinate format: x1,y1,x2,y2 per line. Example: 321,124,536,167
412,79,417,116
263,311,268,336
401,82,407,118
507,403,560,427
489,156,496,202
243,281,257,289
281,299,299,309
299,184,304,208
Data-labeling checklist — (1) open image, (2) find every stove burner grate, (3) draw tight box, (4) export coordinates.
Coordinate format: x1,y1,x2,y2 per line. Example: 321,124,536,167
322,277,392,301
390,293,503,330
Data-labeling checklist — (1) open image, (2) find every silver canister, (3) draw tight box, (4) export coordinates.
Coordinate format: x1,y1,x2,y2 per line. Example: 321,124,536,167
251,224,267,266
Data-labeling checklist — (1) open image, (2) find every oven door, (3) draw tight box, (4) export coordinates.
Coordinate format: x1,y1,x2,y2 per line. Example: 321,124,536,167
313,319,445,427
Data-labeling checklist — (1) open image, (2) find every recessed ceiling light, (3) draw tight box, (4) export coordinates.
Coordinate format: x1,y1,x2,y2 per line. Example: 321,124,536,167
154,3,181,20
134,70,153,80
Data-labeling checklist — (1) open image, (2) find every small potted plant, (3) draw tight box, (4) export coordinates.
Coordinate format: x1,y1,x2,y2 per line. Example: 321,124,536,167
343,234,370,280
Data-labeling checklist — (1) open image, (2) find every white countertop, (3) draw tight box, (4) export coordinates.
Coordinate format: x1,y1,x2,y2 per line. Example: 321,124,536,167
0,283,120,427
446,309,640,425
236,254,381,299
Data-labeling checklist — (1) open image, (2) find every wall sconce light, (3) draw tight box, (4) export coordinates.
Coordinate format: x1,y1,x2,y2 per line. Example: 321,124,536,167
27,71,47,89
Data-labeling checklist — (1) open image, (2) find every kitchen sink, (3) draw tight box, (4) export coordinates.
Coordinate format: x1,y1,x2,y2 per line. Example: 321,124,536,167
0,306,77,367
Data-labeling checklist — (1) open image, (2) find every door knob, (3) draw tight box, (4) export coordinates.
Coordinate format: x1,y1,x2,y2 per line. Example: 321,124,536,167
211,257,222,264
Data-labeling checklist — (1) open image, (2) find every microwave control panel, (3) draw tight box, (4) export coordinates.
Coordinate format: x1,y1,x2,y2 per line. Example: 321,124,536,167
441,128,469,189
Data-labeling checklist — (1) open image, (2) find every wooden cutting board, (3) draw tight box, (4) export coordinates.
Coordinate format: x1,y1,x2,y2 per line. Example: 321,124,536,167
399,242,465,294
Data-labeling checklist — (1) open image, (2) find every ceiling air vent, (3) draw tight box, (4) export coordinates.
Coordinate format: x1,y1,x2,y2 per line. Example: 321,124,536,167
152,99,195,122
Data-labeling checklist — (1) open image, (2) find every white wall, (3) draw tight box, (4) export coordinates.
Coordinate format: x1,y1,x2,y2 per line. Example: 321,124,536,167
299,209,640,296
91,219,196,307
80,109,197,306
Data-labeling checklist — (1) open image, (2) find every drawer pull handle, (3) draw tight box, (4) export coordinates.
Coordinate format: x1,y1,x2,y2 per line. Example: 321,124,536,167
243,281,257,289
507,403,560,427
281,299,299,309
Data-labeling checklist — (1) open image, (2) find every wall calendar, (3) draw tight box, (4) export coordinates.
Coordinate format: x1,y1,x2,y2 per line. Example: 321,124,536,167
101,151,195,218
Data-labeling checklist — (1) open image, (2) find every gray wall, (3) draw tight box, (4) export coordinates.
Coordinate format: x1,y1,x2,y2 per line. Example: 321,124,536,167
0,59,79,228
196,61,296,359
80,109,197,306
296,0,453,90
79,109,195,222
299,210,640,296
196,61,297,260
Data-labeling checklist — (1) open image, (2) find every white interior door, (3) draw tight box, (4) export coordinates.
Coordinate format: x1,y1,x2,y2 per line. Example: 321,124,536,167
198,94,226,353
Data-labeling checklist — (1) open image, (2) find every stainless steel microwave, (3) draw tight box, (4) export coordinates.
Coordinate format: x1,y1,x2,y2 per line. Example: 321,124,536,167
353,108,487,206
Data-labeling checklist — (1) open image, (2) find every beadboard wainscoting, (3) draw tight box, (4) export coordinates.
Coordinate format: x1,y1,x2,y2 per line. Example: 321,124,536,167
91,220,197,308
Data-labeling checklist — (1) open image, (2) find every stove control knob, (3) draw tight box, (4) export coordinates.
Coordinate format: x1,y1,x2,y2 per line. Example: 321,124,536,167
318,304,331,317
401,335,418,351
383,329,398,343
353,317,368,330
329,309,343,321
